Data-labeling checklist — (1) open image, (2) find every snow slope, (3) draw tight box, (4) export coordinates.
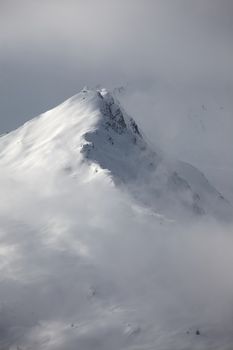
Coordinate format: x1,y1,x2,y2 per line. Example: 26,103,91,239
0,88,231,220
0,88,233,350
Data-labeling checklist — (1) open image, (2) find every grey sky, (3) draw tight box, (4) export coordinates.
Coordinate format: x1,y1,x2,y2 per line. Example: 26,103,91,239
0,0,233,195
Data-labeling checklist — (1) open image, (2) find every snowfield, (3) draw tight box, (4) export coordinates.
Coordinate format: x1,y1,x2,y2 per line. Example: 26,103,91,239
0,88,233,349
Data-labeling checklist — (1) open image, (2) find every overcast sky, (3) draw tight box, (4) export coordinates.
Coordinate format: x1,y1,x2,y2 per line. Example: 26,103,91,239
0,0,233,194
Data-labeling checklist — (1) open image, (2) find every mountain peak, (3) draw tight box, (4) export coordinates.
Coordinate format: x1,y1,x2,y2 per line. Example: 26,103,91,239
61,87,142,140
0,87,231,220
0,86,148,179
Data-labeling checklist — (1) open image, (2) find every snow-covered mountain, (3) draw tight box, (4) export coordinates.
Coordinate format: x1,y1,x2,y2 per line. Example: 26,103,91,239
0,88,233,350
0,88,231,220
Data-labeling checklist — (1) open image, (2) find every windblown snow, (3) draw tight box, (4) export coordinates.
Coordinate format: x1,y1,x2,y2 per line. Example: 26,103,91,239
0,88,233,350
0,88,230,219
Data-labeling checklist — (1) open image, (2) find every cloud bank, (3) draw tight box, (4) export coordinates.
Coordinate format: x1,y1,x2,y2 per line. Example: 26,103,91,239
0,166,233,349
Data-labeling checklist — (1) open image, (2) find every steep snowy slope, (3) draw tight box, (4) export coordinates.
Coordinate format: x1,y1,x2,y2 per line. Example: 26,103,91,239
0,88,233,350
0,88,231,220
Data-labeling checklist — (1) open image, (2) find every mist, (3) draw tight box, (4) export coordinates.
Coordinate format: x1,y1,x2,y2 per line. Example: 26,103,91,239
0,164,233,349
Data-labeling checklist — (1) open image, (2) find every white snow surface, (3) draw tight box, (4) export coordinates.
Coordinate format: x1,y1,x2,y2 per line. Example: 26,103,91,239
0,88,231,220
0,88,233,349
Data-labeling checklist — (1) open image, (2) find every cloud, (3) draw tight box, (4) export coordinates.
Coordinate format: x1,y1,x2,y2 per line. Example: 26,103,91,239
0,165,233,349
1,0,232,79
1,0,233,97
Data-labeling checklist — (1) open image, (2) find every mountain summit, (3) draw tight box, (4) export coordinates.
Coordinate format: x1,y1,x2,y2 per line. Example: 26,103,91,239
0,88,231,219
1,88,233,350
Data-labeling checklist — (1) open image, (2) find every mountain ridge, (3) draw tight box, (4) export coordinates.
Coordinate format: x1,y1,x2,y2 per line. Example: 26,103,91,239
0,87,231,220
